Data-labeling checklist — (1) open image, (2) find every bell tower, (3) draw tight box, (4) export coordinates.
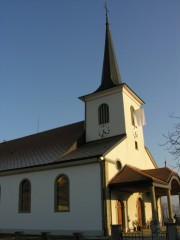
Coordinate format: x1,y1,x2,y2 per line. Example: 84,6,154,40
80,9,145,143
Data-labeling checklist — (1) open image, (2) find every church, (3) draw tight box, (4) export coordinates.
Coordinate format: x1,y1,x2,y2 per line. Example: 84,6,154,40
0,10,179,236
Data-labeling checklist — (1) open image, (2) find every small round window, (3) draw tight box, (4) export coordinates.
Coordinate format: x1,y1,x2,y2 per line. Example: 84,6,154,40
116,161,122,171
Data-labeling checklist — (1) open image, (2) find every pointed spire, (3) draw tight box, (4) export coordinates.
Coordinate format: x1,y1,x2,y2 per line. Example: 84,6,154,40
105,1,109,25
95,3,122,93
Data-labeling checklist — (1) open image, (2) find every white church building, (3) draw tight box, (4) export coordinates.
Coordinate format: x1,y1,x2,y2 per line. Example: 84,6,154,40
0,11,179,236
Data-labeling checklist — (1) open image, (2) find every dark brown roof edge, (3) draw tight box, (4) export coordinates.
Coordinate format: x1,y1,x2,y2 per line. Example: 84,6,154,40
142,167,180,182
108,164,168,186
79,83,145,105
0,155,100,175
0,120,84,145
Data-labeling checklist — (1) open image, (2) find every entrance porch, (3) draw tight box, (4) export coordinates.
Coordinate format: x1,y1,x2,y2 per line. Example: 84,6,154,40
108,165,180,233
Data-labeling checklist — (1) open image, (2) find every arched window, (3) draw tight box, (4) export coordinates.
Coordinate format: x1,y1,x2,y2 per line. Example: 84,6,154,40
116,200,125,229
137,198,146,228
98,103,109,125
116,161,122,171
19,179,31,212
55,174,69,212
130,106,135,126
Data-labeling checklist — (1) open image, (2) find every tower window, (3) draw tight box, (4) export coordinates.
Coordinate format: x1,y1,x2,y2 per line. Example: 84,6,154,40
130,106,135,126
98,103,109,125
116,161,122,171
135,141,138,150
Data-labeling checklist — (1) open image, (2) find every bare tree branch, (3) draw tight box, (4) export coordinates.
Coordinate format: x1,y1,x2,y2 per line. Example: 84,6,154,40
161,114,180,171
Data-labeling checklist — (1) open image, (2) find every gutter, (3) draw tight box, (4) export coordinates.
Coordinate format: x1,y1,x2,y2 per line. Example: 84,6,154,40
99,156,108,236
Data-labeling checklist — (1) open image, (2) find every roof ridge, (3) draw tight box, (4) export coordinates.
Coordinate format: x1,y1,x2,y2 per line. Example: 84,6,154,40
0,121,85,172
0,121,84,145
125,164,154,180
142,167,180,182
108,164,150,185
125,165,169,184
109,164,169,186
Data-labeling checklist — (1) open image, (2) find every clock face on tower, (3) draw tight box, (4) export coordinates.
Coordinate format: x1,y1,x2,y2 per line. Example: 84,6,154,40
132,127,138,140
98,124,110,138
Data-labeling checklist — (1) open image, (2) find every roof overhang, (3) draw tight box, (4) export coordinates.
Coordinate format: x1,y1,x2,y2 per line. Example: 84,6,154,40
79,83,145,105
109,165,180,196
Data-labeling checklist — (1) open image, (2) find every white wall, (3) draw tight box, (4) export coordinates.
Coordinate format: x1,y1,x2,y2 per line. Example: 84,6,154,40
104,85,156,172
85,90,125,142
100,86,158,232
0,162,103,235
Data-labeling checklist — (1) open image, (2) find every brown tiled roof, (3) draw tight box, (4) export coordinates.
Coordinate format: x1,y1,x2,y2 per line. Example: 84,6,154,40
0,121,85,171
109,165,180,195
109,165,167,186
142,167,179,183
0,121,124,172
59,135,125,161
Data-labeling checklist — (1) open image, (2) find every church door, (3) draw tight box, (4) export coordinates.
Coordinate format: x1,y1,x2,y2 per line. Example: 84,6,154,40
117,199,125,230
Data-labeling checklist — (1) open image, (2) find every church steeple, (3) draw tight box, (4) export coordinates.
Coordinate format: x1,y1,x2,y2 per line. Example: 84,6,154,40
95,7,122,93
80,6,145,143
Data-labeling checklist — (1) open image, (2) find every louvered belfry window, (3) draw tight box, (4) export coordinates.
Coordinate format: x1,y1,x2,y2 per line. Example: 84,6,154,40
98,103,109,125
19,179,31,212
55,175,69,212
130,106,135,126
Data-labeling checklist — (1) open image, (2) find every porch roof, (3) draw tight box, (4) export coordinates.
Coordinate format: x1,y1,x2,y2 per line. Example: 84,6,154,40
109,165,180,196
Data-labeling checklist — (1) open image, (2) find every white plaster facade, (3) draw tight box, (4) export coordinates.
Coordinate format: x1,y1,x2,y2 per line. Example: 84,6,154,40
0,162,103,235
0,77,163,235
84,83,163,233
0,10,179,237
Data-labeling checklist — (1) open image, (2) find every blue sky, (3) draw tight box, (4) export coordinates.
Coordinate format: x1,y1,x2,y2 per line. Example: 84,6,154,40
0,0,180,169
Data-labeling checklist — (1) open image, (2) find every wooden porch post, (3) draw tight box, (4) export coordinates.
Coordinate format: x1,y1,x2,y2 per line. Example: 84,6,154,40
167,189,174,222
150,185,157,221
123,201,128,233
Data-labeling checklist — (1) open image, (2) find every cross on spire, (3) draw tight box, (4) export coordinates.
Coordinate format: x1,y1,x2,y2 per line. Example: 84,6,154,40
104,1,109,24
94,2,122,93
